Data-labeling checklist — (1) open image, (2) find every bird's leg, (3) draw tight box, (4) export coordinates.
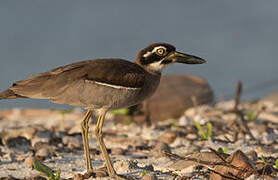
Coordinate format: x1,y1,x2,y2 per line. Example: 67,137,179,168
95,113,117,177
80,109,93,171
95,113,133,180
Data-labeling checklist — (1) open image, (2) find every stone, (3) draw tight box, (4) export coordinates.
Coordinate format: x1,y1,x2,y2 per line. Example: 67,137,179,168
31,130,52,146
62,135,82,149
142,74,214,122
150,142,171,157
35,148,51,160
114,160,133,174
1,127,36,146
157,131,177,144
111,147,125,155
5,136,31,152
142,173,158,180
24,156,35,168
169,151,228,171
210,150,257,180
73,174,83,180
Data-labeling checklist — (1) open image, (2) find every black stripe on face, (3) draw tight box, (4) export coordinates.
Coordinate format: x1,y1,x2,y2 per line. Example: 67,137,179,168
161,59,173,64
140,53,162,65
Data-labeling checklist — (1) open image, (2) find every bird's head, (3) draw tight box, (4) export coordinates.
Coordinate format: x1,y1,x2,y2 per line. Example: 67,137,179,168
136,42,206,74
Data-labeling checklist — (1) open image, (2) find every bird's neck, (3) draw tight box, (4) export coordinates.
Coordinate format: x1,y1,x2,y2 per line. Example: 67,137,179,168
135,60,162,76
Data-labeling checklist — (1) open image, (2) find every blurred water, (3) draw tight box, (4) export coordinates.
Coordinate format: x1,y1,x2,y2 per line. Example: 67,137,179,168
0,1,278,109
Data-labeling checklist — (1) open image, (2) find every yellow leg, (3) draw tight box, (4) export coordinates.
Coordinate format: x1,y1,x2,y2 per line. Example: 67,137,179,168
95,113,117,177
80,110,93,171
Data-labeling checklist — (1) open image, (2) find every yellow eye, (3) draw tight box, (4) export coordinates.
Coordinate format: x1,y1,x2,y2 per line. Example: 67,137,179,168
156,48,166,56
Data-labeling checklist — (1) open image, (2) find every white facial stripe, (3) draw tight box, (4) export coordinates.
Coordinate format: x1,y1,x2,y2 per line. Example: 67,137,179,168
143,51,152,58
148,60,166,72
142,46,167,58
85,80,140,90
152,46,166,53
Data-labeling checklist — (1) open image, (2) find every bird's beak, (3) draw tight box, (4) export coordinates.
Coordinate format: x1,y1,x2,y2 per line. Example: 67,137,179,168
167,51,206,64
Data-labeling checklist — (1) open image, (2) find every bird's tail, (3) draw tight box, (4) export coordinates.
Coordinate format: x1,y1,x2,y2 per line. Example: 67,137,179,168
0,89,23,100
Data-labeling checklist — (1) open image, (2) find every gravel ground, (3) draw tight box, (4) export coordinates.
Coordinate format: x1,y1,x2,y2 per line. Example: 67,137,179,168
0,99,277,179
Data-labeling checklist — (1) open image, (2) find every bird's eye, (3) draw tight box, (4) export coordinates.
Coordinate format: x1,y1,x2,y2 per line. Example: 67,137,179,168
156,48,166,56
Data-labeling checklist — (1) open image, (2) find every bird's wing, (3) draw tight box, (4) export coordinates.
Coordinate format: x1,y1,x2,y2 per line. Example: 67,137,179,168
8,59,146,99
83,59,146,88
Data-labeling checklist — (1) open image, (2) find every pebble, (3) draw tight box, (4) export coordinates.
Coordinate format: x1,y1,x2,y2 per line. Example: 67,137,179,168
114,160,133,173
73,174,83,180
142,173,158,180
35,148,51,160
62,135,82,148
178,116,192,126
24,156,35,168
157,131,177,144
7,152,16,162
186,133,198,140
111,147,125,155
31,130,52,146
150,142,171,157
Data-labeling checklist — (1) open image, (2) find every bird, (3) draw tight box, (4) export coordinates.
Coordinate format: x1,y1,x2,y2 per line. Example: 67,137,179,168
0,42,205,179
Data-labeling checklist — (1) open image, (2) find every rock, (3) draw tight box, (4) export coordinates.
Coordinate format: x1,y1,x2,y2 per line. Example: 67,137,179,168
73,174,83,180
245,151,258,161
30,175,47,180
5,136,31,152
62,135,82,149
24,156,35,168
257,112,278,123
1,127,36,146
142,173,157,180
186,133,198,140
111,147,125,155
210,150,257,180
35,148,51,160
7,152,16,162
33,142,56,152
157,131,177,144
150,142,171,157
31,130,52,146
246,174,277,180
169,151,228,171
142,74,213,122
114,160,133,174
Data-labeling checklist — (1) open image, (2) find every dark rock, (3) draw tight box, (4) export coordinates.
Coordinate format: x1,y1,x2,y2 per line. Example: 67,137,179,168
6,136,31,152
1,127,36,146
143,74,213,122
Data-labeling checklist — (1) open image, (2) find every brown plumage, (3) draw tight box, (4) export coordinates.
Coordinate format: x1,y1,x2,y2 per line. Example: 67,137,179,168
1,59,146,100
